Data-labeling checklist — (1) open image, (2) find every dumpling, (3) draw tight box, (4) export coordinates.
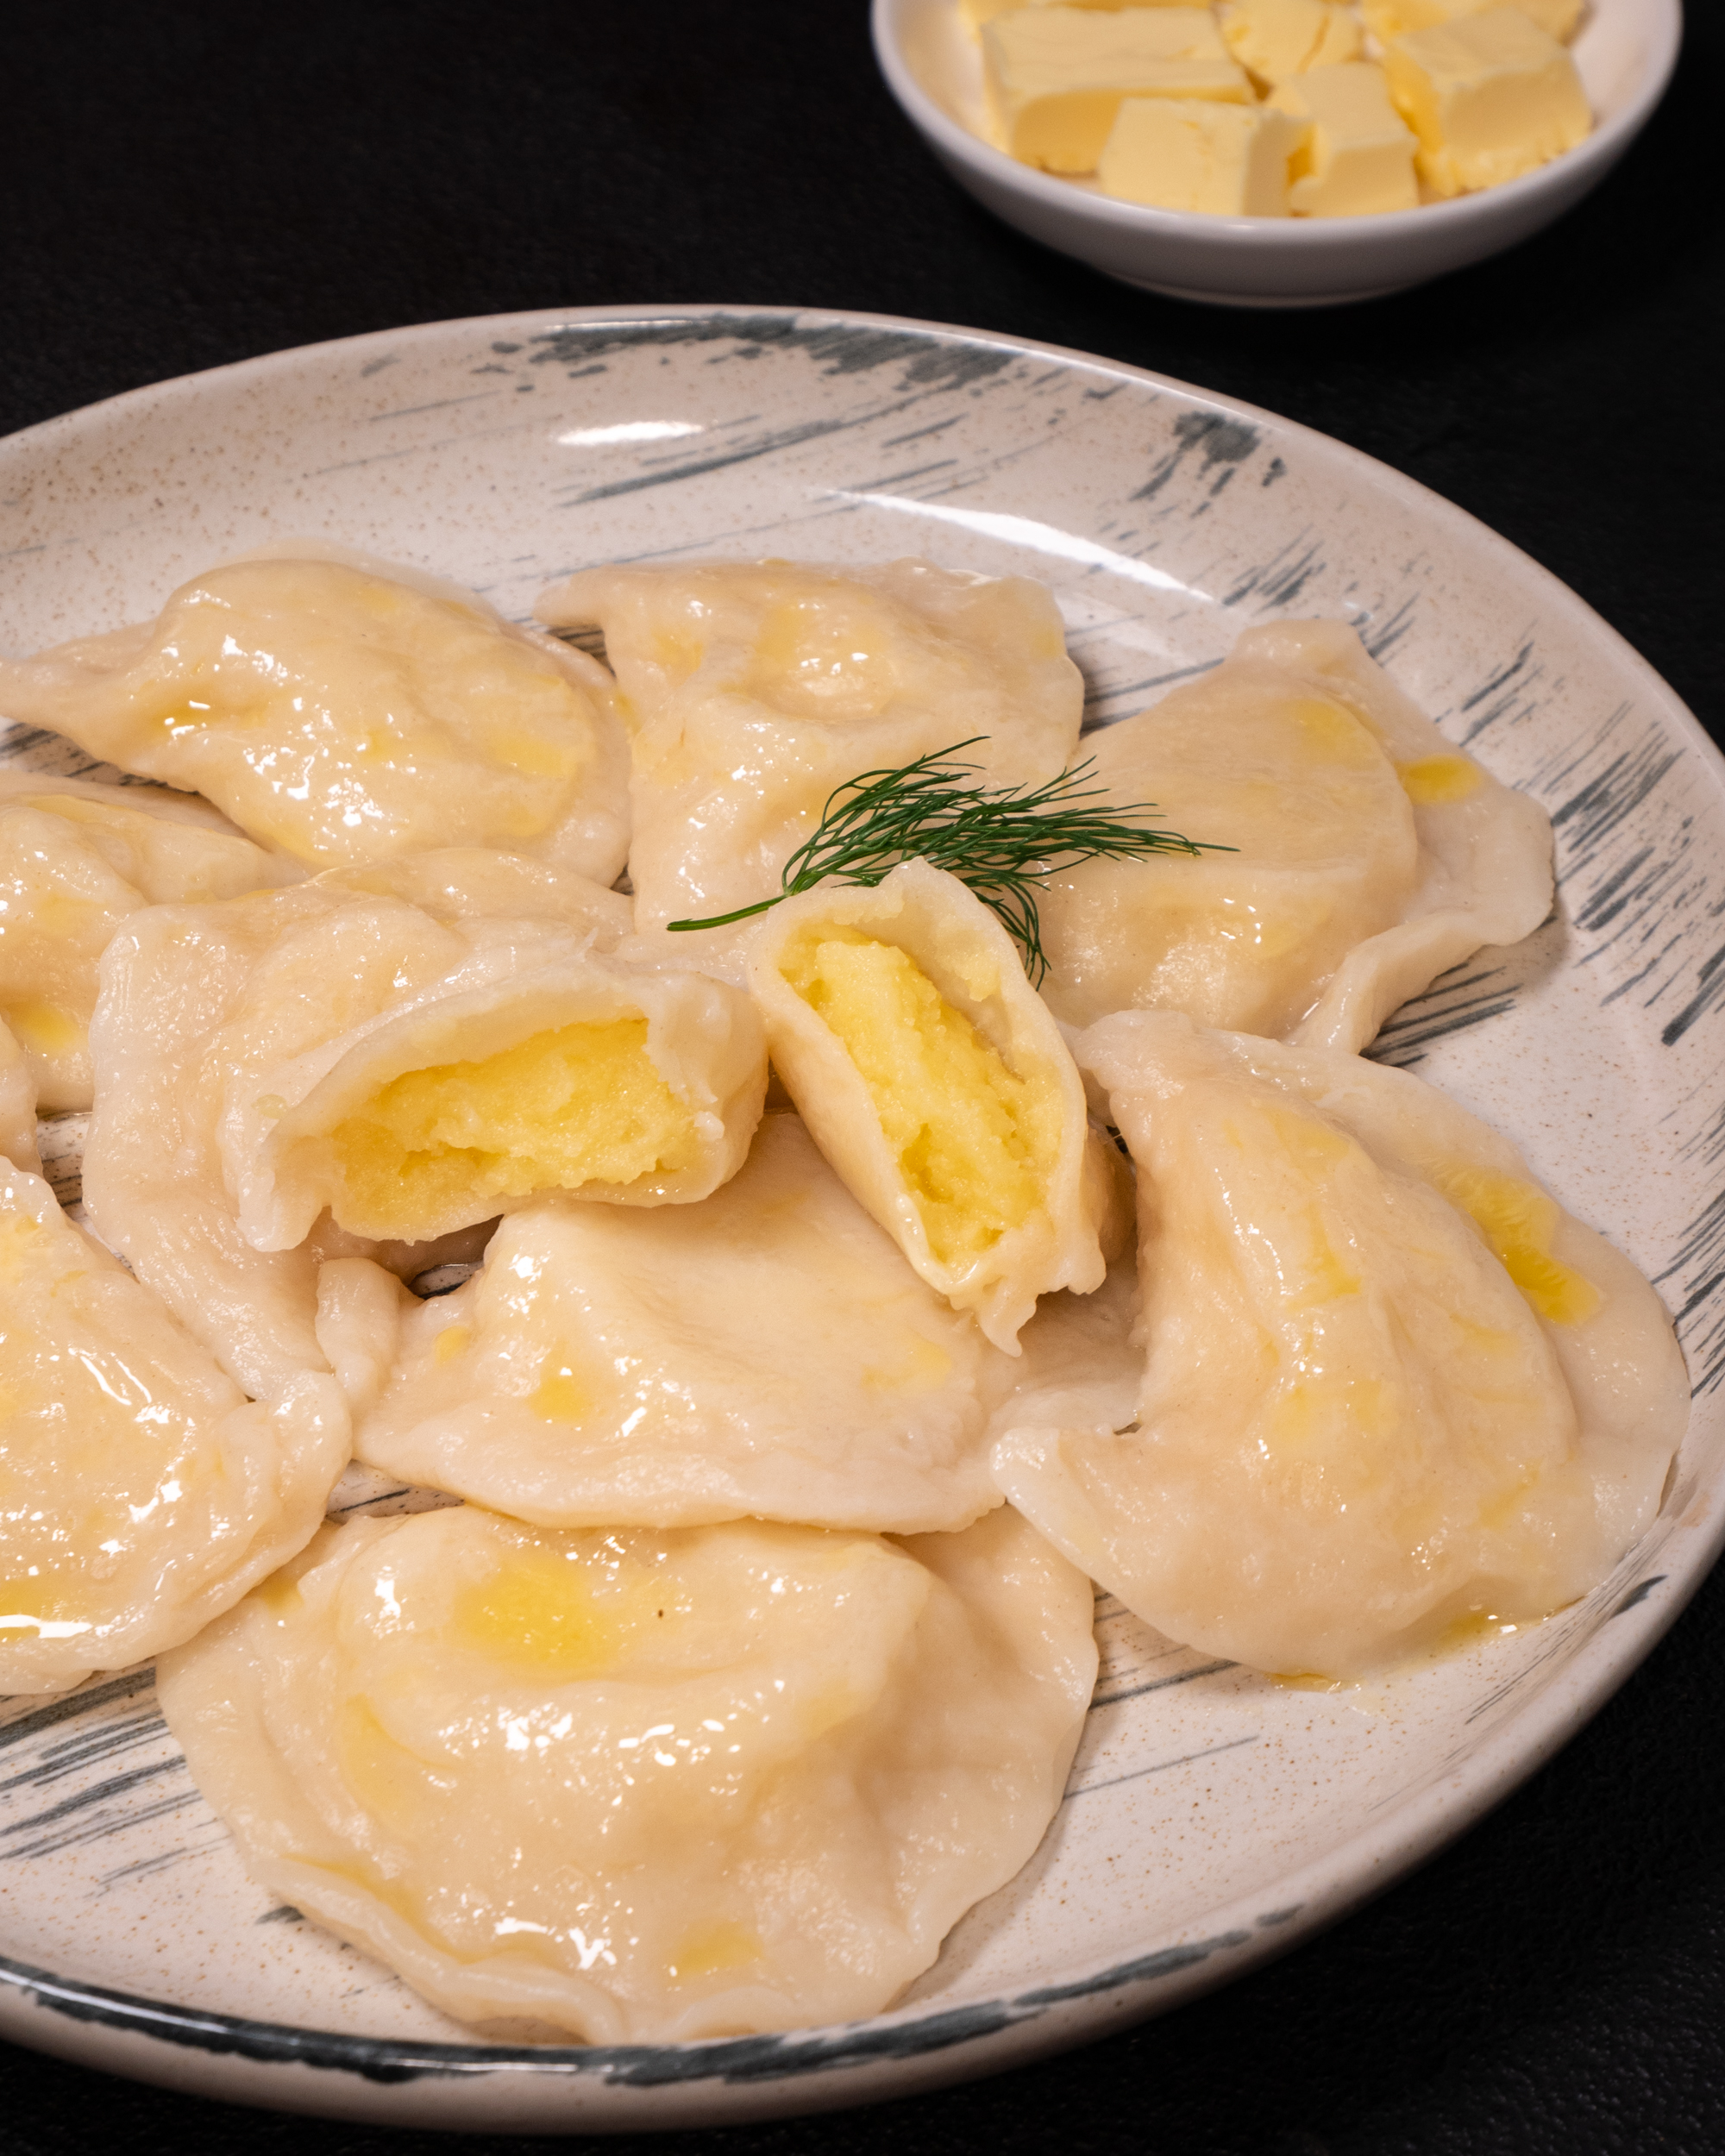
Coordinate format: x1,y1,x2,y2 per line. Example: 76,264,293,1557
155,1502,1097,2041
0,1020,40,1175
533,557,1081,934
83,868,764,1397
0,1153,348,1694
326,1114,1007,1532
1036,619,1553,1048
0,770,301,1108
744,860,1117,1350
993,1012,1687,1677
0,557,631,880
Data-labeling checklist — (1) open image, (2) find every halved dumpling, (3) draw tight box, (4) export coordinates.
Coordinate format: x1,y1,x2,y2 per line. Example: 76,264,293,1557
155,1502,1097,2042
745,861,1113,1350
1036,619,1552,1048
0,555,631,879
993,1012,1687,1678
84,871,762,1398
0,770,301,1108
534,556,1081,937
325,1114,1010,1532
0,1156,348,1694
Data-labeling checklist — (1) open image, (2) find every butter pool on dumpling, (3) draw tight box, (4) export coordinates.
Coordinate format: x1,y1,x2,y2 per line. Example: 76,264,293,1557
993,1012,1686,1679
84,867,762,1398
0,557,631,880
1036,619,1553,1048
325,1113,1007,1532
155,1502,1096,2042
745,860,1113,1351
533,556,1081,935
0,1154,348,1694
0,769,301,1109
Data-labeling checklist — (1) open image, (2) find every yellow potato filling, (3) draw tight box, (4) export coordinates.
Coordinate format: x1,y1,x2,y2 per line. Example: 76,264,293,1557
781,930,1057,1267
328,1017,699,1238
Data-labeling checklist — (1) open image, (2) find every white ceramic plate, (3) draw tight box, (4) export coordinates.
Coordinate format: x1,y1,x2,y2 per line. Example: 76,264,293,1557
873,0,1681,307
1,305,1721,2134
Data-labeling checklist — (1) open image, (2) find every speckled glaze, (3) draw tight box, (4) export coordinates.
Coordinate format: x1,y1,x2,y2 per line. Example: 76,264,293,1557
1,307,1720,2133
872,0,1681,308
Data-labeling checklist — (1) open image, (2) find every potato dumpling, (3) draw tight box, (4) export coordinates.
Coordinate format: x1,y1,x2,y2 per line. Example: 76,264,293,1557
156,1502,1096,2041
994,1012,1686,1678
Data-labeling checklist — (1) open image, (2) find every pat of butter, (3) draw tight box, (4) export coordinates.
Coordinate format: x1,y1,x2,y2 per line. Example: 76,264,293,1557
1219,0,1362,89
1269,61,1420,215
1383,7,1591,198
1099,97,1308,215
1363,0,1584,46
982,8,1251,173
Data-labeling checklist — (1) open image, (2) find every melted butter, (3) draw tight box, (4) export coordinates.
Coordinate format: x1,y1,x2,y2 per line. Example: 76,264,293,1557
328,1017,699,1238
668,1920,763,1982
1290,697,1383,768
781,931,1055,1267
1434,1163,1603,1326
748,590,901,718
529,1348,605,1425
861,1332,957,1394
3,999,86,1058
1398,754,1481,805
433,1322,472,1367
449,1542,667,1679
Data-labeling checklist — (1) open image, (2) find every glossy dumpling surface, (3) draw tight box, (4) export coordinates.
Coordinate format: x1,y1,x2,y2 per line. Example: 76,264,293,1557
993,1012,1686,1677
1036,620,1552,1048
0,1155,348,1694
155,1502,1096,2041
0,1020,39,1174
0,559,631,880
534,556,1081,935
0,771,300,1108
337,1114,1012,1532
745,861,1115,1350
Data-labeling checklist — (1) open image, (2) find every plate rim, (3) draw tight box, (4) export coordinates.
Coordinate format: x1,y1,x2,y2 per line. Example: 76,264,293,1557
3,300,1721,2125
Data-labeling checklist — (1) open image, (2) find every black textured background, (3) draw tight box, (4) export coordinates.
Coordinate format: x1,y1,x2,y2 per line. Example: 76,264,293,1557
2,3,1722,2150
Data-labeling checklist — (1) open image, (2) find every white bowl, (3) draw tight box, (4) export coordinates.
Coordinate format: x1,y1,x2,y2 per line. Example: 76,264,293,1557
872,0,1682,306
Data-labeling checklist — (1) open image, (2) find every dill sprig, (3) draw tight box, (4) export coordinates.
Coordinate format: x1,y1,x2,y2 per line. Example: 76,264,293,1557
665,739,1228,982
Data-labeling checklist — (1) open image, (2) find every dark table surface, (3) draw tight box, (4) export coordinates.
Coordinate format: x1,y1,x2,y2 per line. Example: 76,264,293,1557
3,4,1722,2151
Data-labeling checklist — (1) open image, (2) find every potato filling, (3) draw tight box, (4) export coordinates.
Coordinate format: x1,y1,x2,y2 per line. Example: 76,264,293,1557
781,931,1055,1265
328,1017,699,1238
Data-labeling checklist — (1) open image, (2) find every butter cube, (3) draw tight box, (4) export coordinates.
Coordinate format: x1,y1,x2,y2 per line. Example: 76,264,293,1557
1362,0,1584,45
1383,7,1591,197
1219,0,1363,89
1098,97,1309,215
982,9,1251,173
1269,61,1420,215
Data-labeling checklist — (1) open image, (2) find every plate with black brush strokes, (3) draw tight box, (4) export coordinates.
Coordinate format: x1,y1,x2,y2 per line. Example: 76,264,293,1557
0,304,1720,2132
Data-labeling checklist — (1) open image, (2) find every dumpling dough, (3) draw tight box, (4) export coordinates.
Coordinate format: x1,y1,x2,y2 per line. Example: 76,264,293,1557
0,770,301,1109
994,1012,1687,1678
83,866,762,1397
332,1115,1014,1531
0,1155,348,1694
534,556,1082,935
745,861,1115,1350
155,1502,1097,2041
1036,620,1553,1048
0,557,631,880
0,1021,40,1175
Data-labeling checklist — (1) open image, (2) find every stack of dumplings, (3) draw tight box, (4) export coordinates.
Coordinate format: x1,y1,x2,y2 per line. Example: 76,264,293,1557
0,543,1685,2043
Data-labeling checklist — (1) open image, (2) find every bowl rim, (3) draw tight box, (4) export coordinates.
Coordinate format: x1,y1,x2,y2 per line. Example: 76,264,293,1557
871,0,1684,249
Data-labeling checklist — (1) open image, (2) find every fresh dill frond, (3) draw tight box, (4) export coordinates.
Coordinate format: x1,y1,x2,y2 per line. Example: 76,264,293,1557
665,739,1229,982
